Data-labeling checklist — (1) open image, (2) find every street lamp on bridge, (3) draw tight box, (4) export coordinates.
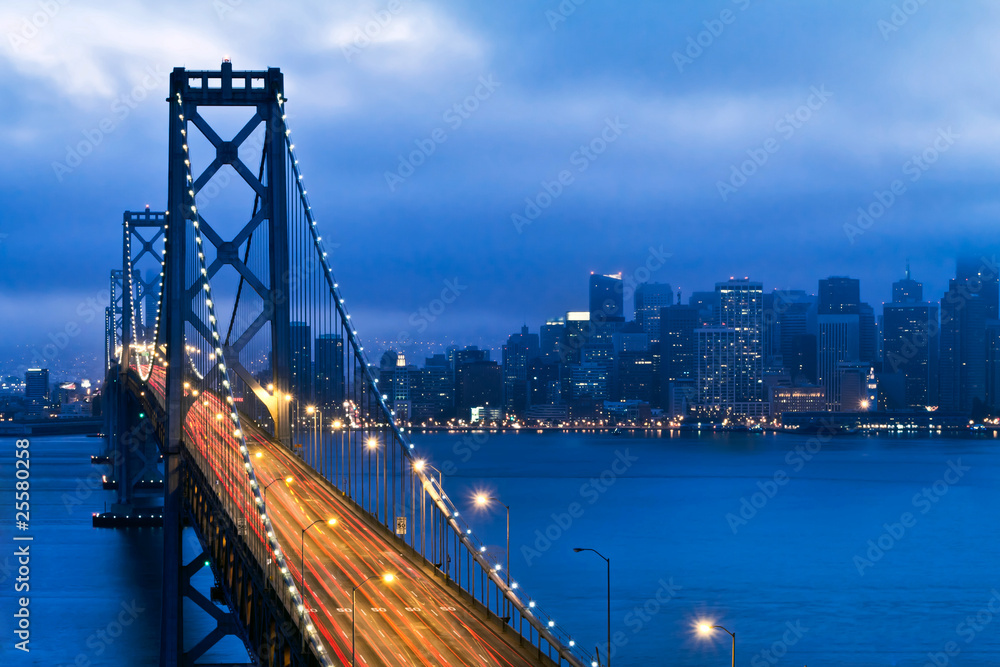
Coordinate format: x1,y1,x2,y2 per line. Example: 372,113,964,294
262,475,293,503
300,517,337,644
697,622,736,667
474,493,511,621
573,547,610,667
413,459,444,561
352,573,395,666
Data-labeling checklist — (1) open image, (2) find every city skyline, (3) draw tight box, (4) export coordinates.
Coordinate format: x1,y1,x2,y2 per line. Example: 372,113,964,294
3,1,1000,367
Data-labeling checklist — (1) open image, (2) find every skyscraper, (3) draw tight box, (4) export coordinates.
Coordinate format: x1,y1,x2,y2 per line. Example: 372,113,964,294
819,277,860,315
314,333,344,411
716,278,765,412
892,264,923,304
289,322,312,403
695,328,737,415
25,368,49,404
940,281,988,412
502,325,540,417
634,282,673,340
817,315,860,411
539,319,565,364
883,298,938,409
589,272,625,323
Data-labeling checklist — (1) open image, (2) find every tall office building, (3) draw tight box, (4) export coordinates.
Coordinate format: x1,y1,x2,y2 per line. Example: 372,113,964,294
859,303,877,364
314,333,344,411
562,312,592,365
892,264,923,304
634,283,673,340
289,322,312,403
412,364,455,422
502,325,540,417
883,300,938,409
456,360,503,421
25,368,49,404
617,351,655,403
527,358,563,407
695,328,737,415
661,305,699,381
957,255,999,319
660,304,699,414
716,278,765,411
817,315,860,411
589,272,625,323
539,319,565,364
689,291,720,326
940,281,988,412
819,277,860,315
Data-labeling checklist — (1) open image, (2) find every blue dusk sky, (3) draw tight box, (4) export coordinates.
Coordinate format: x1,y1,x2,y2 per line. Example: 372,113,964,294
0,0,998,376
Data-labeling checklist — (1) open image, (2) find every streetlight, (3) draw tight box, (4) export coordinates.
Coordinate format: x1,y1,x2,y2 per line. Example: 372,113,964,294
307,406,322,468
301,518,337,635
413,459,443,559
697,623,735,667
262,475,293,503
573,548,610,667
352,573,394,666
366,438,380,520
475,494,510,621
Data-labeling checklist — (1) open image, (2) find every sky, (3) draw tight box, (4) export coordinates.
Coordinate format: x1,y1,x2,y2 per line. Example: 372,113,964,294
1,0,999,378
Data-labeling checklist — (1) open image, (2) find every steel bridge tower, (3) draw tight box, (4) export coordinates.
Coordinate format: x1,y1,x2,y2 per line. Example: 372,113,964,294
162,62,295,666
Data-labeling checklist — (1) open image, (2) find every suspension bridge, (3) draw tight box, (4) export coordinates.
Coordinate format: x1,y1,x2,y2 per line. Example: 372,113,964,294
95,62,596,667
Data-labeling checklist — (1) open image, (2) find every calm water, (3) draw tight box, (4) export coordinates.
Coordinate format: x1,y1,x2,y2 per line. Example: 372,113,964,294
2,431,999,666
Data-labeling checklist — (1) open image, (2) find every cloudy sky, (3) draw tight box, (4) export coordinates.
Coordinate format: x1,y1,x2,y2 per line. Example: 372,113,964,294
1,0,997,375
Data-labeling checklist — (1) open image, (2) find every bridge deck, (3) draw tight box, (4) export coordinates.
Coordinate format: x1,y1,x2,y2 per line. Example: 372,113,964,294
242,422,548,666
143,364,554,666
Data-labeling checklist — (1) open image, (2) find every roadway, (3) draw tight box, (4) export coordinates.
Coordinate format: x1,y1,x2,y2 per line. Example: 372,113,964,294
244,422,546,666
139,366,553,666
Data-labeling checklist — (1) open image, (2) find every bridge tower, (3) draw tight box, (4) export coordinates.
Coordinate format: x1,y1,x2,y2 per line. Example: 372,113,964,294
162,62,295,667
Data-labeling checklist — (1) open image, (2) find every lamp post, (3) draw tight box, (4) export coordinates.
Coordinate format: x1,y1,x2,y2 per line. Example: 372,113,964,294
475,494,511,620
697,623,735,667
306,406,321,468
300,517,337,637
413,460,442,560
353,573,394,666
573,548,610,667
366,438,381,520
262,475,293,503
